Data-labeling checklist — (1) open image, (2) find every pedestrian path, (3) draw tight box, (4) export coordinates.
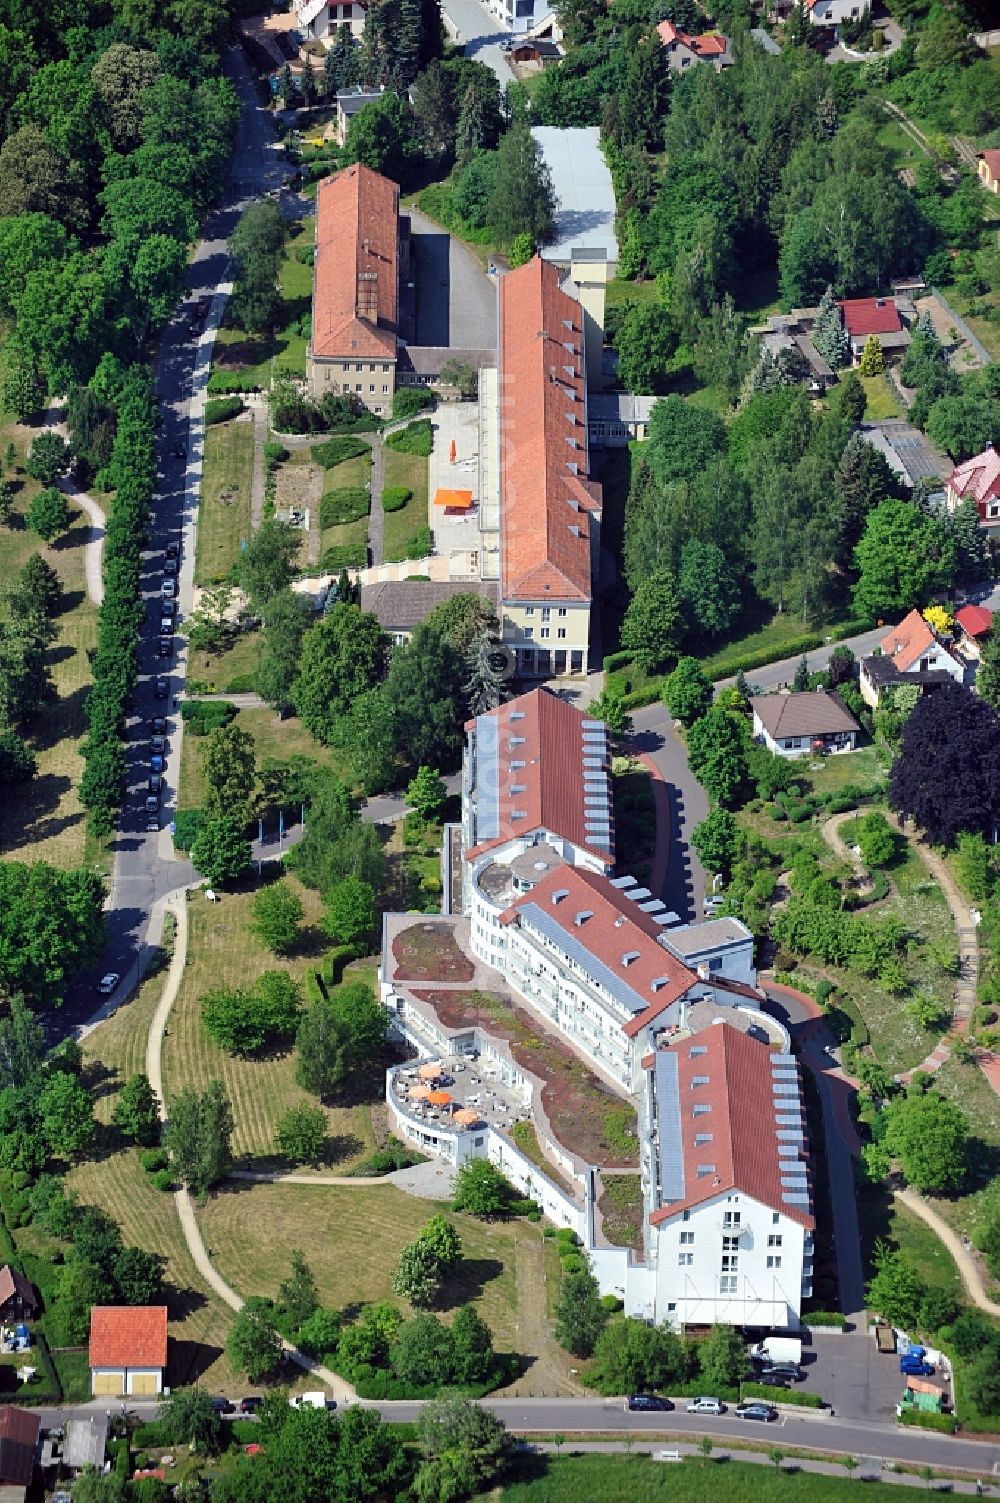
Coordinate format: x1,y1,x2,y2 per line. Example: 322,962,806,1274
43,402,106,606
895,1188,1000,1319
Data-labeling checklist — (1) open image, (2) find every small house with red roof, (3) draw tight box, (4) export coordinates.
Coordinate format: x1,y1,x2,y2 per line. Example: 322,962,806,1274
838,297,910,363
642,1021,813,1329
954,603,993,661
947,445,1000,529
978,150,1000,196
656,18,733,69
89,1306,168,1397
860,608,966,706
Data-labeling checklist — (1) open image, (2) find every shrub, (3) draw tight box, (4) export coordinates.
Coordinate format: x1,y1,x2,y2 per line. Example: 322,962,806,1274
172,808,204,852
205,396,245,425
405,526,433,560
318,543,367,570
150,1169,174,1191
386,419,433,457
560,1253,585,1274
381,486,411,512
179,699,237,735
600,1294,624,1312
897,1409,957,1432
264,442,289,465
140,1149,169,1172
320,488,369,527
803,1311,847,1327
392,387,434,419
740,1383,824,1407
207,371,262,394
312,436,370,468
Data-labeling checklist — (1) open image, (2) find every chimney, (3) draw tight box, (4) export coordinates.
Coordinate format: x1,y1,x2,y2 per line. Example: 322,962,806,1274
697,961,710,981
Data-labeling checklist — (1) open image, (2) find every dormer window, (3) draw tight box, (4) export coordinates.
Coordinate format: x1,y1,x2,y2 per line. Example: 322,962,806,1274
574,910,593,927
621,950,641,967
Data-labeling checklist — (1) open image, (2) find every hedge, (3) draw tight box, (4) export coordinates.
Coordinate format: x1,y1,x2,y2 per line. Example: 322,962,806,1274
897,1408,957,1432
386,419,433,457
207,370,262,394
604,650,632,672
803,1311,847,1327
319,543,367,570
323,944,360,986
381,486,411,513
392,387,434,420
320,488,369,528
172,808,205,853
205,396,245,425
312,436,371,468
180,699,237,735
740,1383,824,1407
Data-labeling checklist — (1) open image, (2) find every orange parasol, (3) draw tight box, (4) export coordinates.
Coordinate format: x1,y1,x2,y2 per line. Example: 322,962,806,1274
453,1108,480,1126
418,1063,441,1080
433,488,473,510
409,1084,432,1099
427,1090,452,1106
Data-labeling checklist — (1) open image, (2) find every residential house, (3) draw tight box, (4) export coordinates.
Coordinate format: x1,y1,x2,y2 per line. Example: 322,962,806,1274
0,1407,39,1496
587,392,658,447
498,257,602,677
307,163,410,415
505,36,561,64
857,421,950,495
481,0,556,36
806,0,871,24
60,1416,108,1473
978,150,1000,195
954,603,993,662
946,445,1000,530
89,1306,168,1397
750,690,861,757
657,19,733,69
332,86,385,145
360,579,499,646
0,1268,36,1324
294,0,366,41
748,311,835,390
860,609,967,707
643,1022,813,1330
838,297,910,363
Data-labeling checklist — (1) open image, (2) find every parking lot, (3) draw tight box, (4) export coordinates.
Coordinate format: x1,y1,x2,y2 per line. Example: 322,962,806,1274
779,1331,933,1422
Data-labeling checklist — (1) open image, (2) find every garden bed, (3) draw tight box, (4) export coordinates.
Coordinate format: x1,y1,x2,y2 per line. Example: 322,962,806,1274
392,922,475,982
597,1173,644,1250
412,988,638,1167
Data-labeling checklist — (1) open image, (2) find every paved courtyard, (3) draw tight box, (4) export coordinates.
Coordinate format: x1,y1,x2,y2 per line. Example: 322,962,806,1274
428,403,482,561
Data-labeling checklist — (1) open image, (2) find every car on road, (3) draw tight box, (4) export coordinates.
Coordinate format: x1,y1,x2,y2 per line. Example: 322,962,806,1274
160,617,174,636
154,679,169,699
240,1397,262,1414
686,1397,725,1415
164,556,178,576
625,1395,673,1412
166,541,180,559
208,1397,231,1413
145,795,159,814
149,775,162,795
151,753,164,773
735,1403,777,1423
161,579,175,598
96,973,120,995
145,814,159,832
900,1357,934,1376
157,638,172,658
151,735,165,754
151,717,166,734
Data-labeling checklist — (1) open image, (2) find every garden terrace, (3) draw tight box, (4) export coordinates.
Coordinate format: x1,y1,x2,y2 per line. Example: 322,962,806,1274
392,921,475,983
596,1172,644,1253
411,988,638,1168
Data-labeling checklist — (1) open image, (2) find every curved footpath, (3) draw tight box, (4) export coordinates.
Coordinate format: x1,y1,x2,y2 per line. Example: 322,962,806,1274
896,1188,1000,1320
144,888,358,1403
43,402,106,607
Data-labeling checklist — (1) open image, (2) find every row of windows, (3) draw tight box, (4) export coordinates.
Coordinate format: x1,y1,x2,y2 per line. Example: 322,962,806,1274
523,606,569,619
523,627,568,641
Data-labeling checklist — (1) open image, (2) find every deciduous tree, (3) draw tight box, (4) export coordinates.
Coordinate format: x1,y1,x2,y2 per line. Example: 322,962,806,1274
227,1297,282,1381
202,721,256,825
884,1087,968,1193
662,657,713,726
190,816,251,887
889,685,1000,846
620,569,682,672
275,1103,327,1166
553,1265,607,1357
452,1159,509,1219
322,875,377,948
112,1073,160,1146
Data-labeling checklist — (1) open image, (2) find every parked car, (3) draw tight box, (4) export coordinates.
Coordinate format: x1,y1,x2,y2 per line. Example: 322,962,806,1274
161,579,175,598
157,638,172,658
686,1397,725,1415
164,556,178,576
151,753,164,773
900,1357,934,1377
208,1397,231,1414
735,1403,777,1422
154,679,169,699
96,973,120,995
756,1373,789,1388
160,616,174,636
151,716,166,734
240,1397,262,1414
166,541,180,559
625,1395,673,1412
145,814,159,832
144,795,158,814
766,1363,801,1381
149,775,162,795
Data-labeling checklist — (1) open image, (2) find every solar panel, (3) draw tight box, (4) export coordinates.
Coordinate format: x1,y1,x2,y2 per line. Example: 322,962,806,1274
475,715,501,840
655,1050,685,1201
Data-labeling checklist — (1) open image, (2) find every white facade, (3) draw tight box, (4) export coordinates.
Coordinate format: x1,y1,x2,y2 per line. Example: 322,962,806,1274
295,0,367,41
751,710,858,758
809,0,871,23
482,0,554,35
90,1364,163,1397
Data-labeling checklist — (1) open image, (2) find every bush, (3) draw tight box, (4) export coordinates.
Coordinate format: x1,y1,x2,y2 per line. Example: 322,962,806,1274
381,486,411,513
132,1423,170,1447
140,1149,169,1172
320,488,369,527
205,396,245,425
600,1294,624,1312
172,808,204,853
803,1311,847,1327
207,371,262,394
405,526,433,560
150,1169,174,1192
179,700,238,736
386,419,433,457
897,1409,957,1432
318,543,367,570
264,442,289,465
312,436,370,468
740,1383,824,1407
393,387,434,420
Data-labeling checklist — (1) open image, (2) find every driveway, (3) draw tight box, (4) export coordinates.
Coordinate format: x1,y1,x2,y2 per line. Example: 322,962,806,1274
629,704,708,922
438,0,514,87
408,205,497,351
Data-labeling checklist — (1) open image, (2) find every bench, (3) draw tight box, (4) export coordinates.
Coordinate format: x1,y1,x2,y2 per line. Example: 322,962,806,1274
656,1450,682,1463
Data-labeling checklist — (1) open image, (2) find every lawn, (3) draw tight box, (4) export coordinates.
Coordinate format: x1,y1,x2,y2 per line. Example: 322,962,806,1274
188,630,262,694
195,417,255,586
198,1181,580,1394
861,373,903,421
476,1456,917,1501
160,885,381,1164
800,746,886,798
0,419,102,872
320,450,371,562
929,1053,1000,1259
382,447,430,564
177,705,357,812
605,278,662,310
65,957,241,1392
274,218,314,379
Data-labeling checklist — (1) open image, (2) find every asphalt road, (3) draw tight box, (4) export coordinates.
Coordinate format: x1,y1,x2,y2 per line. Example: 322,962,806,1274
53,47,288,1040
408,205,497,352
438,0,513,86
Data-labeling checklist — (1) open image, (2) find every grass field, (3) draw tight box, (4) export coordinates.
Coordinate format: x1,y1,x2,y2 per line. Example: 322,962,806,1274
177,705,356,811
930,1053,1000,1259
0,412,103,871
188,630,262,693
382,447,430,563
861,373,903,421
66,956,240,1391
474,1456,918,1501
320,450,371,560
160,886,380,1164
274,219,314,379
195,418,255,585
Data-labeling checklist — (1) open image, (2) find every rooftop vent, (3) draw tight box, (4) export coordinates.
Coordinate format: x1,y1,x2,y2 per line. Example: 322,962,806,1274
651,976,672,993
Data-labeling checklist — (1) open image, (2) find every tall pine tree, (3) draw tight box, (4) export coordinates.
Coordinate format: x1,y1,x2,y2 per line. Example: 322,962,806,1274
813,285,849,369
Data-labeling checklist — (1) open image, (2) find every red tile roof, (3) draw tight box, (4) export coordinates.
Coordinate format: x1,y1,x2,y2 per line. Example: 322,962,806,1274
955,603,993,638
89,1306,168,1370
656,18,727,52
648,1023,814,1230
499,257,601,603
838,297,902,338
0,1407,40,1487
465,688,615,865
312,163,399,362
950,445,1000,506
980,149,1000,182
0,1265,35,1310
500,865,697,1033
880,608,937,673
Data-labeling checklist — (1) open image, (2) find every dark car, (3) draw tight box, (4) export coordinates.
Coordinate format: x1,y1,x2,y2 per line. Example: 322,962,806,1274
625,1395,673,1412
735,1403,777,1422
900,1357,934,1377
151,735,166,754
166,541,180,559
208,1397,231,1414
154,678,169,699
149,775,162,795
240,1397,262,1414
164,556,178,576
152,716,166,734
144,795,159,814
157,638,172,658
756,1373,789,1388
145,814,159,832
